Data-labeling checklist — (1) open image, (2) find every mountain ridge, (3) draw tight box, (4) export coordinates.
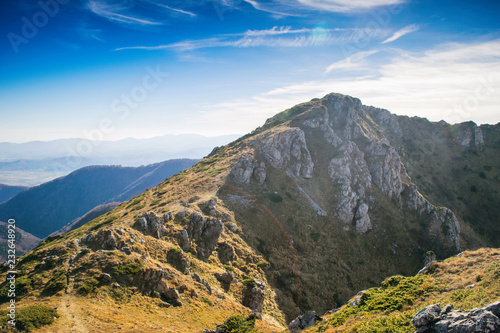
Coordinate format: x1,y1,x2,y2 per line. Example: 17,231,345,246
0,92,498,332
0,159,198,238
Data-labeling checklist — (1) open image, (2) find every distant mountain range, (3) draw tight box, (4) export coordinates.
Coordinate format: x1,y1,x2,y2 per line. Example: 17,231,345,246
0,184,28,203
0,134,239,186
0,159,198,238
0,221,40,262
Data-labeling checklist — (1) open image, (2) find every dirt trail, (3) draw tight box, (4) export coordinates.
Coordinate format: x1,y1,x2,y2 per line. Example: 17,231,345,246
57,255,89,333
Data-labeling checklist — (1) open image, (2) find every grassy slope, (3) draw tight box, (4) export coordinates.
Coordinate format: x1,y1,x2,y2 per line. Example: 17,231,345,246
0,141,286,332
299,247,500,333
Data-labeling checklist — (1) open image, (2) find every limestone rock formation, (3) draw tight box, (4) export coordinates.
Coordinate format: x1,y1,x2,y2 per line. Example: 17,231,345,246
243,279,266,313
230,155,258,184
412,301,500,333
288,311,322,333
261,128,314,179
187,212,224,261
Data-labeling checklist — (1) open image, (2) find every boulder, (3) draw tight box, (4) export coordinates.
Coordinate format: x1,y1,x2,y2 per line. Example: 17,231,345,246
243,279,266,313
288,311,322,333
217,242,236,264
187,213,224,261
412,301,500,333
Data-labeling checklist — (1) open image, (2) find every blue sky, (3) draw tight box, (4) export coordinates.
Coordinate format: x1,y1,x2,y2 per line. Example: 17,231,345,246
1,0,500,143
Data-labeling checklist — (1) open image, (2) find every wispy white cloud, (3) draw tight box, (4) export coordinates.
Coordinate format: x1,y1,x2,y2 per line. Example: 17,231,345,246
296,0,405,12
237,26,311,37
116,26,376,51
139,0,198,17
325,50,379,73
243,0,301,17
382,24,420,44
193,39,500,133
87,0,163,26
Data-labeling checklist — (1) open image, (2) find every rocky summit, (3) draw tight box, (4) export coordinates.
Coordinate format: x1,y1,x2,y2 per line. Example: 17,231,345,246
0,93,498,332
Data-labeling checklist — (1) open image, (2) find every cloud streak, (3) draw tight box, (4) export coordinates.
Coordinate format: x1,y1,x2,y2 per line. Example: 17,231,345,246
87,0,163,26
382,24,420,43
325,50,379,73
296,0,405,12
116,26,378,51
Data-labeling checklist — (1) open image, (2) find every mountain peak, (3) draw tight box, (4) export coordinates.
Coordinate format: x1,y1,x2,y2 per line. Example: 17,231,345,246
2,93,499,332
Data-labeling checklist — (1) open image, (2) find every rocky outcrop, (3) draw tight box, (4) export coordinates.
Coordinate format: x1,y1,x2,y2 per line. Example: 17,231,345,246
187,212,224,261
456,122,485,149
354,203,371,233
261,128,314,179
365,140,403,200
198,198,218,216
81,227,145,255
137,212,169,238
243,279,266,313
328,142,372,228
412,301,500,333
230,155,267,185
216,242,236,264
288,311,322,333
230,155,258,184
403,184,461,252
253,162,267,185
192,273,212,295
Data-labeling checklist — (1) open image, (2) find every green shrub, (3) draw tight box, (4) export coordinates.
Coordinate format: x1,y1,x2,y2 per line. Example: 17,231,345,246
201,297,213,306
127,197,143,208
242,276,257,288
267,192,283,203
43,269,67,295
0,275,33,301
326,275,434,328
223,265,235,272
0,305,60,331
218,315,256,333
256,260,270,269
113,259,144,277
78,278,100,295
310,232,321,242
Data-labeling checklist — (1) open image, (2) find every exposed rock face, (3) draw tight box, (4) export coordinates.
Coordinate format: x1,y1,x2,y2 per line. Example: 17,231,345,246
138,212,167,238
403,184,461,252
365,140,403,200
253,162,267,185
81,227,143,253
243,279,266,313
288,311,322,333
457,122,485,149
230,155,258,184
216,242,236,264
354,202,371,233
199,198,218,216
261,128,314,179
328,142,372,226
412,301,500,333
187,212,224,261
230,155,267,185
192,273,212,295
349,290,368,307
